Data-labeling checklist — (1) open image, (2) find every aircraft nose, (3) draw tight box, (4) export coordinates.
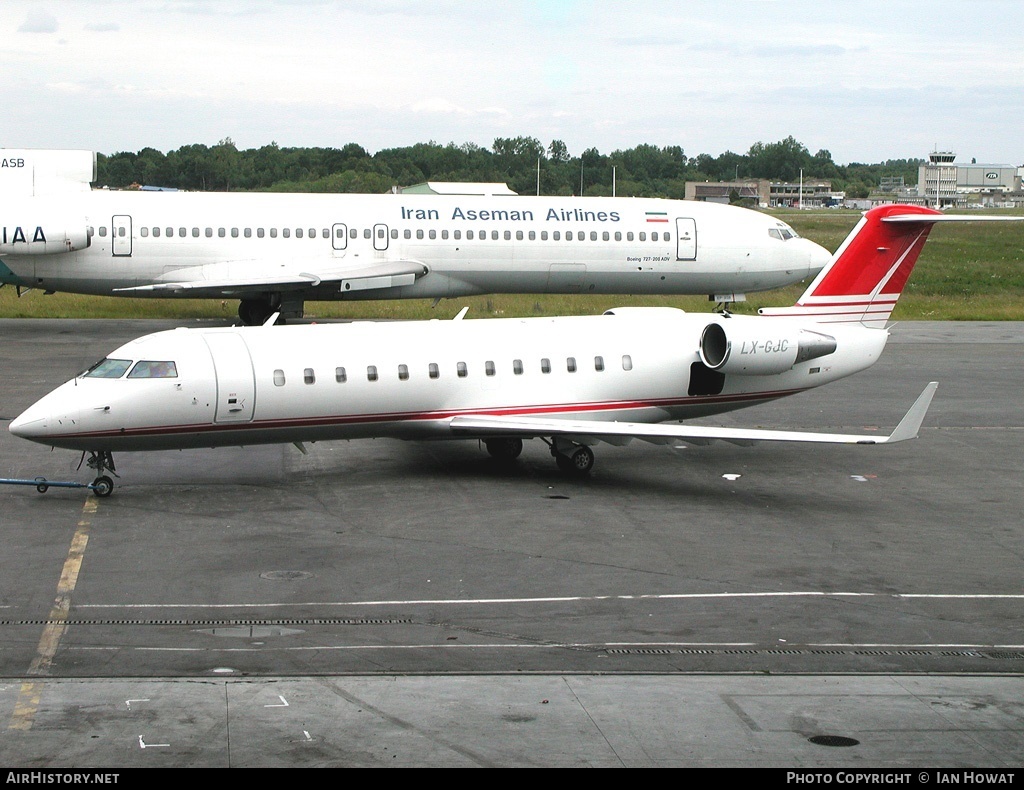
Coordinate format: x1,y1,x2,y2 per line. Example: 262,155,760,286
9,408,46,440
805,238,832,276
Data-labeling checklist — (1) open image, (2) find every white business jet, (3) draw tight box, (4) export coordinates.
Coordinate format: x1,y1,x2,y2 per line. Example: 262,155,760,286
0,149,829,324
15,203,1006,497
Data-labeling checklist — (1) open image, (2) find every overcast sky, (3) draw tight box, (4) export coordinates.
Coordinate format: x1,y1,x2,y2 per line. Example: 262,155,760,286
4,0,1022,165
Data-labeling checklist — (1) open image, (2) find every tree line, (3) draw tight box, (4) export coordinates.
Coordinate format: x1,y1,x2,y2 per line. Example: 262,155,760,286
95,135,924,200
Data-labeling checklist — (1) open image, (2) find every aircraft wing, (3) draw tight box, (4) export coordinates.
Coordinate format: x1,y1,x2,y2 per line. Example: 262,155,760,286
114,259,428,296
449,382,937,448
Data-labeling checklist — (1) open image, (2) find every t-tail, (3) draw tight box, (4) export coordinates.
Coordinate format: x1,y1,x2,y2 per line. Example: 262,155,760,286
758,204,945,327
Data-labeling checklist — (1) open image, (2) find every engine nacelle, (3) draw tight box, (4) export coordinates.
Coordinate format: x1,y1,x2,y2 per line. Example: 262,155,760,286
0,219,90,255
699,322,837,375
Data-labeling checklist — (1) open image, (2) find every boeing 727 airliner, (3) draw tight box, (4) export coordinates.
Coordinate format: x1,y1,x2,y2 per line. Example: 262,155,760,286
17,204,1017,496
0,149,829,324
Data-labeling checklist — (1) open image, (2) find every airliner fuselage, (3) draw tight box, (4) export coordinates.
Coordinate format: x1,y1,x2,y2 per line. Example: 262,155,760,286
0,190,829,323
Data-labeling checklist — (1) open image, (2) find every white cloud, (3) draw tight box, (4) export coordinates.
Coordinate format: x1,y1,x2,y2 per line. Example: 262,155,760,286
17,9,58,33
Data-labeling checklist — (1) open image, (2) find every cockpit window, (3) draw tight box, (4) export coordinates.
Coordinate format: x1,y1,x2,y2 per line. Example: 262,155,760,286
84,358,133,378
770,224,802,242
127,361,178,378
769,225,800,241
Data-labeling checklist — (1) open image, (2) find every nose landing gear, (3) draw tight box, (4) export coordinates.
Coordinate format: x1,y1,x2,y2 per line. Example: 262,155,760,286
78,450,118,498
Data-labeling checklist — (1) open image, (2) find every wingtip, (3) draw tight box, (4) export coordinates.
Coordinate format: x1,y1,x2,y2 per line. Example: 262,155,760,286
885,382,938,442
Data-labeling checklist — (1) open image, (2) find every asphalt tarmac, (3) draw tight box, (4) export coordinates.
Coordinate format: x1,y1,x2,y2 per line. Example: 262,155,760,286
0,319,1021,768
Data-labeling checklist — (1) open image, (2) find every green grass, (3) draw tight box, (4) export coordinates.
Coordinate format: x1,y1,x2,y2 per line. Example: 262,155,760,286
3,206,1023,321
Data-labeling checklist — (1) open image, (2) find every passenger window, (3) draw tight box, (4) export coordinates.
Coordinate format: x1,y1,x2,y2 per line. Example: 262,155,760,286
244,228,252,238
140,227,149,238
639,232,646,241
457,361,468,378
204,228,213,237
154,227,161,237
513,359,523,375
270,228,278,238
529,231,536,240
626,232,634,241
192,228,200,237
128,361,178,379
429,363,440,379
602,232,609,241
491,230,499,240
622,355,633,371
273,369,285,386
504,231,511,240
391,229,398,239
615,232,622,241
335,367,347,383
310,228,317,238
590,231,597,241
541,231,548,240
429,230,436,240
553,231,560,241
363,229,371,239
541,358,551,374
467,230,475,240
567,357,577,372
416,230,424,240
304,368,315,384
404,229,412,239
398,364,409,381
453,230,461,240
283,228,291,238
295,228,303,238
516,231,523,240
257,228,265,238
594,356,604,372
179,227,186,237
367,365,378,382
441,230,449,240
485,361,496,376
231,228,239,238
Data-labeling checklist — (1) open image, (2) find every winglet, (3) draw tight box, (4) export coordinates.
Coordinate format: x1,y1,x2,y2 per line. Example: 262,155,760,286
882,381,938,443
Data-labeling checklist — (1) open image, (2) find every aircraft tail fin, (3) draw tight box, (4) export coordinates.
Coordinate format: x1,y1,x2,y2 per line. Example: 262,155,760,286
758,204,944,327
0,149,96,196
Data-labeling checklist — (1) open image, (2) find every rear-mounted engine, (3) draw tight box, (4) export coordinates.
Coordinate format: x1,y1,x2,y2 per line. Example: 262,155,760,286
0,219,90,255
699,322,837,375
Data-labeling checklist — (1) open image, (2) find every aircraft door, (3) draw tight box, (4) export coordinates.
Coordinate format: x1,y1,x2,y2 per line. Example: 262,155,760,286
676,217,696,261
202,333,256,423
373,223,389,251
332,223,348,257
112,215,133,256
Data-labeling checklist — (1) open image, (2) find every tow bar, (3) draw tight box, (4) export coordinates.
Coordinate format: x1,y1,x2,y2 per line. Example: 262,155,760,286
0,475,114,497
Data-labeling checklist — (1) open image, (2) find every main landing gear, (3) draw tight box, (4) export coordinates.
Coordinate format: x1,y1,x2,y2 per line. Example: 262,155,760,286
483,436,595,475
550,441,595,475
238,295,304,326
78,450,118,498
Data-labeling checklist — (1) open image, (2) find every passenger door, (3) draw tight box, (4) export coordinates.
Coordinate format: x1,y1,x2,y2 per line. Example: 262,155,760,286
203,333,256,423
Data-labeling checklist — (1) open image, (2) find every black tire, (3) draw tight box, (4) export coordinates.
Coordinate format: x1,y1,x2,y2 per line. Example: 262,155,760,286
92,476,114,498
569,446,595,473
485,437,523,461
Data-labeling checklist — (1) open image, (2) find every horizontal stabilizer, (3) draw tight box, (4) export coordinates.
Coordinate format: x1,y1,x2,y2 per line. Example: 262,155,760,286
448,382,938,447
